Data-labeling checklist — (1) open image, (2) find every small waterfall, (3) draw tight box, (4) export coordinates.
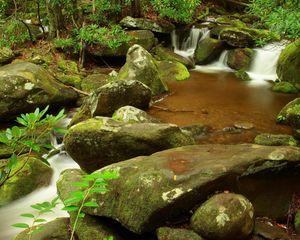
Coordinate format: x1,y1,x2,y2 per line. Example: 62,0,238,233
172,27,210,59
247,42,286,82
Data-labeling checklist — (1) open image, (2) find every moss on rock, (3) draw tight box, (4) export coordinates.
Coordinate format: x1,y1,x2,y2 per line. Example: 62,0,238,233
158,61,190,82
272,82,298,93
227,48,254,70
254,133,298,146
157,227,204,240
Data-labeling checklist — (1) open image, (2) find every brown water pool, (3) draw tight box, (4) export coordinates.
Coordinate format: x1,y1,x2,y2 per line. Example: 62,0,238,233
148,71,299,144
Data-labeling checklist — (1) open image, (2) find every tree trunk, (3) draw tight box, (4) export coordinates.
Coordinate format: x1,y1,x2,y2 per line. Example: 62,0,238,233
47,0,64,39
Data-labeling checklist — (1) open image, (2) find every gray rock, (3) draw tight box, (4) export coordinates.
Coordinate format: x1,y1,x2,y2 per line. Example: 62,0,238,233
118,44,168,95
64,117,195,172
0,62,78,120
191,193,254,240
157,227,204,240
120,16,175,33
58,144,300,234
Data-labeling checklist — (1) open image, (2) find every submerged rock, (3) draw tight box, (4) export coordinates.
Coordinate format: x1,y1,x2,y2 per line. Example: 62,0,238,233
57,144,300,234
227,48,254,70
90,30,155,57
0,62,78,120
191,193,254,240
272,82,298,94
153,46,194,68
120,16,175,33
0,154,53,206
0,47,14,65
118,44,168,95
234,69,251,81
158,61,190,82
64,117,194,172
277,39,300,84
254,133,298,146
194,38,225,65
112,106,161,123
14,217,70,240
157,227,204,240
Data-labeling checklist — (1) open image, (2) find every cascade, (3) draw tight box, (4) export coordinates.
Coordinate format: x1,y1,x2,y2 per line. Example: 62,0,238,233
247,42,286,82
171,27,210,59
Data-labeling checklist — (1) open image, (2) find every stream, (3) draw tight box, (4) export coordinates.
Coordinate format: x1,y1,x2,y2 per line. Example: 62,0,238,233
0,28,299,240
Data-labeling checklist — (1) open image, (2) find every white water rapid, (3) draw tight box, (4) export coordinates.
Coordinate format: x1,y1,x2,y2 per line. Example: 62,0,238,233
0,151,79,240
171,27,286,84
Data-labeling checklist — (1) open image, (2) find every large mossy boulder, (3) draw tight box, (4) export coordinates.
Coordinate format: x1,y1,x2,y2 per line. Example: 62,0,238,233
64,117,194,172
71,80,151,124
57,144,300,234
277,98,300,128
0,47,14,65
191,193,254,240
120,16,175,33
220,28,254,47
227,48,254,70
118,44,168,95
157,227,204,240
277,40,300,84
112,106,161,123
81,74,110,93
157,61,190,82
14,217,70,240
254,133,298,146
153,46,194,68
90,30,155,57
0,155,53,206
0,62,78,120
194,38,225,65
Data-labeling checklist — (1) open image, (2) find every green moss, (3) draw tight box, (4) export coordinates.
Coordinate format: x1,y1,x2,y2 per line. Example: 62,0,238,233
234,70,251,81
158,61,190,82
295,210,300,234
58,59,79,74
254,133,298,146
272,82,298,93
277,40,300,83
195,38,224,64
56,74,82,89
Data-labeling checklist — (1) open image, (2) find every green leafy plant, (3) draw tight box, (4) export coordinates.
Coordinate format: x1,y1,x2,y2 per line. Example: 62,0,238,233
62,170,119,240
12,197,60,240
0,106,66,186
150,0,201,23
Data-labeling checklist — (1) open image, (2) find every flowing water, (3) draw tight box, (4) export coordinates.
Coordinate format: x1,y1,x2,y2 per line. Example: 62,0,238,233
0,28,298,240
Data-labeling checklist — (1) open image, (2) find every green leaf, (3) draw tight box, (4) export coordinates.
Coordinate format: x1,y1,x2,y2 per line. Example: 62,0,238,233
90,187,108,193
20,213,35,218
34,219,47,223
73,181,89,188
62,205,79,212
83,201,99,207
71,191,85,198
7,153,18,169
65,196,83,205
31,204,43,210
12,223,30,229
78,212,85,218
16,117,27,126
53,127,67,134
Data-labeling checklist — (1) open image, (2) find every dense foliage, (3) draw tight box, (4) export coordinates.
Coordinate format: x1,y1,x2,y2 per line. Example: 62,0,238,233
248,0,300,38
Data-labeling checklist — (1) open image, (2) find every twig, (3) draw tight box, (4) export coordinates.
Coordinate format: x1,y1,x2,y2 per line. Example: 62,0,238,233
66,85,89,96
151,105,194,113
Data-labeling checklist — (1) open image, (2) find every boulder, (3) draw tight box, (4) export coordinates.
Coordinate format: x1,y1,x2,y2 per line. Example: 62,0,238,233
190,193,254,240
194,38,225,65
112,106,161,123
220,28,254,47
227,48,254,70
118,44,168,95
0,47,14,65
0,154,53,206
120,16,175,33
157,227,204,240
57,144,300,234
254,133,298,146
277,98,300,128
69,213,124,240
254,218,289,240
0,62,78,120
64,117,194,172
14,217,70,240
158,61,190,82
153,46,194,68
277,40,300,84
272,82,298,94
90,30,155,57
81,74,110,93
